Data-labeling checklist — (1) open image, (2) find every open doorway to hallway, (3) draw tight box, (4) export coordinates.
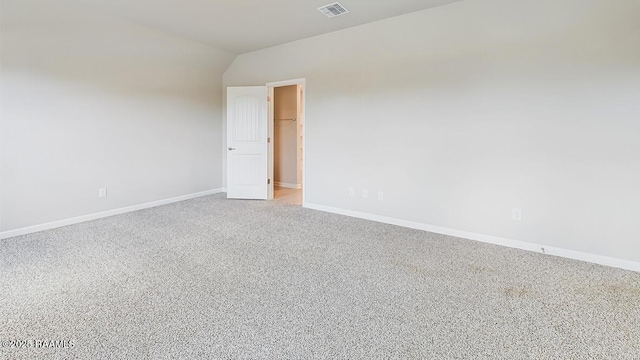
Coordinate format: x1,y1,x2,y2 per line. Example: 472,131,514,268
272,84,303,205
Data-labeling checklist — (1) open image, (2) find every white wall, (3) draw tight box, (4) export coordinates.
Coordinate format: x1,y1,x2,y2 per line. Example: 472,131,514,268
274,85,299,187
0,0,235,232
224,0,640,263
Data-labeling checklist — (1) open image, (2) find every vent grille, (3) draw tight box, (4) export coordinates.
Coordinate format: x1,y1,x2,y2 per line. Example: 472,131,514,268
318,2,349,18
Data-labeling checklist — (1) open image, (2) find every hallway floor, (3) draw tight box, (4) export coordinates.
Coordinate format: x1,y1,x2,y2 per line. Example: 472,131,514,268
274,186,302,205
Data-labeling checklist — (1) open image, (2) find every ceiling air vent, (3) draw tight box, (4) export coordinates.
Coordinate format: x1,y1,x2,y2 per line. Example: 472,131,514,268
318,2,349,18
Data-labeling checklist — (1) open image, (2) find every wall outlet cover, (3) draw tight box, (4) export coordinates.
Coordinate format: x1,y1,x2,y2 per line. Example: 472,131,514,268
512,208,522,221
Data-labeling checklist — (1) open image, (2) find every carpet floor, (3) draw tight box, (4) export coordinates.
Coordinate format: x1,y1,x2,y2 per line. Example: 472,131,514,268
1,194,639,359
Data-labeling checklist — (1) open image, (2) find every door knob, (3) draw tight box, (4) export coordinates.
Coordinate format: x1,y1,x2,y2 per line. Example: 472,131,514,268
228,147,236,151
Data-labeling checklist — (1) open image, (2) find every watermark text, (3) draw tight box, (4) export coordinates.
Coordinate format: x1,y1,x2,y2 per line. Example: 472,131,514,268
1,339,75,349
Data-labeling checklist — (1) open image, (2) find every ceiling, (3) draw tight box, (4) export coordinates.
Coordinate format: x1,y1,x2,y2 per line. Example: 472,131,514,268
72,0,465,54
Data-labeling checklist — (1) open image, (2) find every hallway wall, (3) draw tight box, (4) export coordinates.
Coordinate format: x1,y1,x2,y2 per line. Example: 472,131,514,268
274,85,300,187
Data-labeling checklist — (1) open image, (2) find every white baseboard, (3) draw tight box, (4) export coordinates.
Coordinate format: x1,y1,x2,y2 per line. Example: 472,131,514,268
275,182,302,189
0,188,226,240
304,203,640,273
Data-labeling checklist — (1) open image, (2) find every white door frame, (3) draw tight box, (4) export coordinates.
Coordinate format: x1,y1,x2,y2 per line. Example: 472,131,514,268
266,78,306,205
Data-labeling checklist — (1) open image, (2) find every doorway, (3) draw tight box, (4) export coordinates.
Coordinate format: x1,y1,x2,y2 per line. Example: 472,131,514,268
271,84,303,205
225,78,305,204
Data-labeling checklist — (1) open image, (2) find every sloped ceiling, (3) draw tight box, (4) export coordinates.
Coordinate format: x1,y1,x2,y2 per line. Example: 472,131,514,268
72,0,465,54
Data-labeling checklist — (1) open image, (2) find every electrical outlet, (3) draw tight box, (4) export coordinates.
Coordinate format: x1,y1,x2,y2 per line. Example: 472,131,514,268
378,191,384,201
362,189,368,199
512,208,522,221
348,187,355,197
98,188,107,198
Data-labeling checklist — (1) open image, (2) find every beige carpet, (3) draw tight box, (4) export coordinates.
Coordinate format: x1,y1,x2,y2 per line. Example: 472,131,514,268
1,193,639,359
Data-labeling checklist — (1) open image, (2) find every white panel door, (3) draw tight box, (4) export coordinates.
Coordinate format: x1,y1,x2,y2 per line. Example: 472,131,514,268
227,86,268,199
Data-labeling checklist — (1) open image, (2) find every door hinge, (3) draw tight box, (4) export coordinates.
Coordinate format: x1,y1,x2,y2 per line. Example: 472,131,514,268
267,96,271,102
268,179,271,185
268,137,271,143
